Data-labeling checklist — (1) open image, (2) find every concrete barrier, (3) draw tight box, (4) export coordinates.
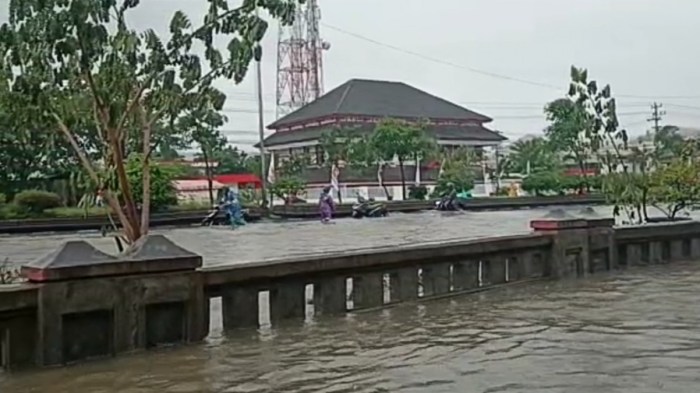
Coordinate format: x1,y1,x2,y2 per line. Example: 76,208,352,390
3,213,700,370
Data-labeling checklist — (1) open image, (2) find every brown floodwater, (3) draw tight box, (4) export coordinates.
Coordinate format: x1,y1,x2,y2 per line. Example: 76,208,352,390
2,261,700,392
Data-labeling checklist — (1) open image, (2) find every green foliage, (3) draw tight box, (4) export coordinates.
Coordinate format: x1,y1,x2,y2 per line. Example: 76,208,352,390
13,190,62,213
648,150,700,218
319,128,356,166
277,154,311,178
0,193,5,205
270,177,306,204
432,147,476,197
215,147,261,175
504,137,559,175
125,157,178,211
408,185,428,200
0,0,303,242
602,172,650,223
544,98,592,167
521,171,602,196
652,125,685,162
521,172,564,196
371,118,436,199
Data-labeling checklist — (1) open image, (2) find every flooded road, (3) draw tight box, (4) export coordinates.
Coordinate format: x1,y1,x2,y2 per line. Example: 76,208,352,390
1,205,621,267
3,262,700,392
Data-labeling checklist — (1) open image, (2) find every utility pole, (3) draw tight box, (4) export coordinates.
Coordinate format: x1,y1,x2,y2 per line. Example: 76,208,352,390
493,145,501,193
648,102,665,134
255,9,268,207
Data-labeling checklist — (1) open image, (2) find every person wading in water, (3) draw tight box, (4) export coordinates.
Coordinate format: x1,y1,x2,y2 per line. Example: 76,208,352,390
319,186,336,223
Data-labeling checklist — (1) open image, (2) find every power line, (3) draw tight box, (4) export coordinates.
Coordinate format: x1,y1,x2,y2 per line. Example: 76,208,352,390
321,23,562,91
665,103,700,111
322,22,700,101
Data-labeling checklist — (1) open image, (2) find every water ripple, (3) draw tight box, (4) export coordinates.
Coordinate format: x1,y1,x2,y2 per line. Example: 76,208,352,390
5,262,700,392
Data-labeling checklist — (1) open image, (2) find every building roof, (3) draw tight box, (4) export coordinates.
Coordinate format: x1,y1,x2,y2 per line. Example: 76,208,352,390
258,122,506,148
268,79,492,129
173,180,226,192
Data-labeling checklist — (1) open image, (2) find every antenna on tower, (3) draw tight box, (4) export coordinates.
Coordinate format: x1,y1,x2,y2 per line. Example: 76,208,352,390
275,0,330,119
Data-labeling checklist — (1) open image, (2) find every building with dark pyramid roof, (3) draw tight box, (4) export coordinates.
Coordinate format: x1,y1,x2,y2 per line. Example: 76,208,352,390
260,79,507,200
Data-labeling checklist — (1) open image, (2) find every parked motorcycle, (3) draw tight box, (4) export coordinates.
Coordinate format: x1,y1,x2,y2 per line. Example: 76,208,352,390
352,196,388,218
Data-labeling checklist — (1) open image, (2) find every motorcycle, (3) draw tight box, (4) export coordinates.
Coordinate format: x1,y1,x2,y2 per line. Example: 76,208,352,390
201,204,250,226
435,194,462,211
352,196,388,218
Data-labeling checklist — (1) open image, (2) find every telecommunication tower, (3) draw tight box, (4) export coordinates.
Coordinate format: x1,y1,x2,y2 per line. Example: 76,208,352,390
275,0,330,118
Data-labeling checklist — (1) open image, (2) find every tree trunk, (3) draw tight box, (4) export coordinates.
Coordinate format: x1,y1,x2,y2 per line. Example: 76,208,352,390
140,119,153,236
641,189,650,222
398,157,406,200
577,159,589,193
203,150,214,206
109,129,142,243
377,163,390,200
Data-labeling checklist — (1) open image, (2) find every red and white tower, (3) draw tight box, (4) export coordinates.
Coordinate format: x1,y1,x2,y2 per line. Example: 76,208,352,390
275,0,330,118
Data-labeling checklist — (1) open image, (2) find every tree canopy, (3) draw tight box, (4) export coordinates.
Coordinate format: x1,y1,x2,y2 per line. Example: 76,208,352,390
0,0,302,244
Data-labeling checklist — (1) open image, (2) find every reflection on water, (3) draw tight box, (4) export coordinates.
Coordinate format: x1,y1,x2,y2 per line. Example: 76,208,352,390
3,262,700,392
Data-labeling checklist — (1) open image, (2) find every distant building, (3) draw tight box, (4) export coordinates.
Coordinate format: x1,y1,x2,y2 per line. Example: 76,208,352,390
259,78,507,200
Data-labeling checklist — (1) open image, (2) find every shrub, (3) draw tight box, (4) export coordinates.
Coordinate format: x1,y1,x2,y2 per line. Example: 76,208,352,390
408,185,428,200
13,190,62,213
125,156,179,211
0,193,5,205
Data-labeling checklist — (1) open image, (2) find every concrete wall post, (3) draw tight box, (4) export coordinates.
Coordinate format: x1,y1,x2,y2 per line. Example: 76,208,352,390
421,263,451,297
270,280,306,324
452,261,479,291
313,276,346,315
352,272,383,310
389,267,418,302
222,286,259,330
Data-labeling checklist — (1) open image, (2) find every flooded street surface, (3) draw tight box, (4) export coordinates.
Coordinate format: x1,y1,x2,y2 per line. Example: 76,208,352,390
3,262,700,392
0,206,608,267
3,205,700,392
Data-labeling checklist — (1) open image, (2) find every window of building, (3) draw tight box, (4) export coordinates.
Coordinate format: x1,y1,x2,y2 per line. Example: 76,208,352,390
315,146,325,166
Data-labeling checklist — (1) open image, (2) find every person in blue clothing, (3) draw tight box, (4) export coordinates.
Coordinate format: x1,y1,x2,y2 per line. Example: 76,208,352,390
221,187,246,228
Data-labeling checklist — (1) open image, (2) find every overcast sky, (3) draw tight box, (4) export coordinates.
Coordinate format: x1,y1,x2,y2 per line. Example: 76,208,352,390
6,0,700,150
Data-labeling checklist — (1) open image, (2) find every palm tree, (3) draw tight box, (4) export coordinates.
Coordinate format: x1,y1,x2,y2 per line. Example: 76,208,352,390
506,137,559,175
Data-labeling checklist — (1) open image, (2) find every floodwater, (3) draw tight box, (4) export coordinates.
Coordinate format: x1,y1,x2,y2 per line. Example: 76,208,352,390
2,262,700,392
3,205,700,392
0,205,624,267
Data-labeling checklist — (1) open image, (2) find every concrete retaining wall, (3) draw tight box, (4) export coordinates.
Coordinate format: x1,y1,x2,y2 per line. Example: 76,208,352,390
1,217,699,370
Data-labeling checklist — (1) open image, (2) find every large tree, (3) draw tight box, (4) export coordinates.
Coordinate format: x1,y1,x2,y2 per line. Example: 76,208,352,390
0,0,300,245
179,91,227,205
371,119,435,200
544,98,593,186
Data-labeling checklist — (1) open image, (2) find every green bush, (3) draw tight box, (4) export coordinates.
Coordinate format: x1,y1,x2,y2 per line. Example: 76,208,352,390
13,190,62,213
125,156,178,211
521,171,563,196
408,185,428,200
0,193,5,205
